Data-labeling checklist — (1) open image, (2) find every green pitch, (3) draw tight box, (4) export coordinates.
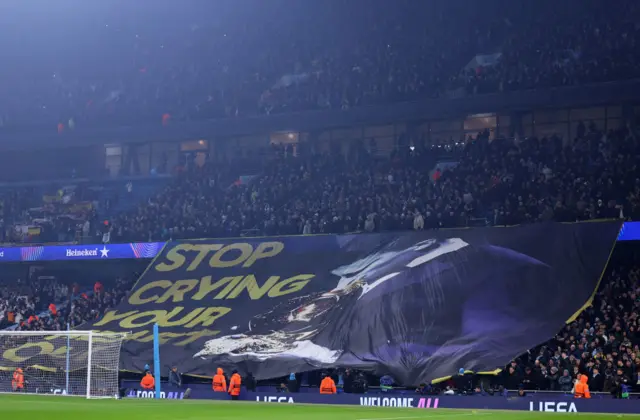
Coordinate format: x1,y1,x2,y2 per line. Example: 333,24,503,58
0,394,634,420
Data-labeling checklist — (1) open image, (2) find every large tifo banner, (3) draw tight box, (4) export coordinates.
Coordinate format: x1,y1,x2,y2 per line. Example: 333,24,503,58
0,222,621,384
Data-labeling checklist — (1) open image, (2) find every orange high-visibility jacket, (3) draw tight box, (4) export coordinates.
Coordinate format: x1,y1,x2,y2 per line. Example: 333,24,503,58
229,373,242,396
12,368,24,390
212,368,227,392
140,373,155,390
320,376,337,394
574,375,591,399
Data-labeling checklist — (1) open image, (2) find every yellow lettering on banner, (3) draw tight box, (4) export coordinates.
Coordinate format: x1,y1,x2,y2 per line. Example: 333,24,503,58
152,241,285,272
225,275,281,300
4,341,54,363
128,280,172,305
191,276,243,301
186,244,223,271
118,310,171,329
155,244,189,272
209,243,253,268
162,307,206,327
156,279,199,303
94,329,221,346
94,309,139,327
184,307,231,328
107,307,231,329
121,330,149,342
242,242,284,267
20,330,224,358
173,329,220,346
268,274,314,297
51,346,70,356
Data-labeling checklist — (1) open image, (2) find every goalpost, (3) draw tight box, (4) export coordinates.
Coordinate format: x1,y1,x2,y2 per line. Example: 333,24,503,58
0,331,126,399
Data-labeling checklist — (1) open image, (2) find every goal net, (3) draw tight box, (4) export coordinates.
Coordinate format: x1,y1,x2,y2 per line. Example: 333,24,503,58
0,331,126,399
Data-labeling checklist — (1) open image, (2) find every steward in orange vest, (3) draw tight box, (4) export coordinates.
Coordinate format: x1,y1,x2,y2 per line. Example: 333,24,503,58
12,368,24,391
229,370,242,400
140,372,155,390
212,368,227,392
320,375,336,394
574,374,591,399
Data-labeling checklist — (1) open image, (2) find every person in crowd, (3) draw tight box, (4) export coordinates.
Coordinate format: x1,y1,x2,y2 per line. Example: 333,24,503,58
612,367,631,398
558,369,573,392
287,372,298,393
11,368,24,392
453,368,472,393
140,372,155,390
574,374,591,398
212,368,227,393
319,373,337,395
168,366,182,388
244,372,257,392
228,370,242,400
589,367,604,393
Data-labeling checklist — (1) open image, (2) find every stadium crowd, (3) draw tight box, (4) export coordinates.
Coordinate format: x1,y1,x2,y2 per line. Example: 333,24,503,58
502,247,640,396
0,276,134,333
1,1,640,130
101,121,638,243
456,2,640,96
2,0,640,397
3,118,639,244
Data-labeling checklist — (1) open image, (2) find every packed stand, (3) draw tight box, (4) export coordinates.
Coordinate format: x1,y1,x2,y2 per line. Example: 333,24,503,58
0,184,100,244
502,246,640,396
457,2,640,95
245,123,638,237
0,176,177,244
3,1,640,131
0,1,496,129
0,277,68,329
1,276,135,332
437,123,640,227
109,144,335,242
96,122,640,243
4,120,637,245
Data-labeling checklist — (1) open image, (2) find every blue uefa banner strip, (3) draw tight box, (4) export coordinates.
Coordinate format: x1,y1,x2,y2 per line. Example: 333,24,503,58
0,221,637,262
0,241,164,262
617,221,640,241
122,387,640,414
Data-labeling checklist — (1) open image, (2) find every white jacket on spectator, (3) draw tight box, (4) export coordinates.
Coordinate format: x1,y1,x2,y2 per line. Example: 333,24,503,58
413,213,424,230
364,215,375,232
302,221,312,235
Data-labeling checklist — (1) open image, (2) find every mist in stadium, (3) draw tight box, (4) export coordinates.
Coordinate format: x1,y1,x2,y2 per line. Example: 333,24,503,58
0,0,639,419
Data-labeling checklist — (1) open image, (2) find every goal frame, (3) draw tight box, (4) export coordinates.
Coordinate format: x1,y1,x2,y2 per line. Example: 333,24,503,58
0,330,125,399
